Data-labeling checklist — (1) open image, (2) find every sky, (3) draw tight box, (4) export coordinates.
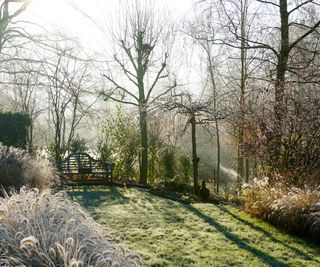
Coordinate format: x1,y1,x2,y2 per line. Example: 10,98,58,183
25,0,194,51
23,0,206,97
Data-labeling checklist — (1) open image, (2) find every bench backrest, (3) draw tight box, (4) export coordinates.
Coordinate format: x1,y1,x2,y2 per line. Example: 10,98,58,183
57,153,113,175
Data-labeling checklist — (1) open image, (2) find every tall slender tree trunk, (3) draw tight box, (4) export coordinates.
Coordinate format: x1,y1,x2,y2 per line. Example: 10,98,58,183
245,158,250,182
136,30,149,185
204,42,221,194
191,114,199,193
139,105,148,185
55,121,61,161
215,118,220,194
27,122,33,154
0,2,9,53
274,0,289,160
237,0,248,187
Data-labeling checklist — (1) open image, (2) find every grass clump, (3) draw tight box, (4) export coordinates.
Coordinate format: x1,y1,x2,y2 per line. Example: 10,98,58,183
0,144,58,190
0,187,142,266
243,177,320,237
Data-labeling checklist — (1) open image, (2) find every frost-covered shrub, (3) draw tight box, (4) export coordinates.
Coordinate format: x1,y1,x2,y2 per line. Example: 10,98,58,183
0,188,142,266
243,177,320,236
0,144,58,190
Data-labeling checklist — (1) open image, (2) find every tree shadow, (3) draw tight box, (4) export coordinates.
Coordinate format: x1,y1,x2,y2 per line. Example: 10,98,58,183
216,205,319,262
67,185,130,209
128,189,185,223
184,204,290,267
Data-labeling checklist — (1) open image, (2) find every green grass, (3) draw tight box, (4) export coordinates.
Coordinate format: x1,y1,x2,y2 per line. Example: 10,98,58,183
68,186,320,267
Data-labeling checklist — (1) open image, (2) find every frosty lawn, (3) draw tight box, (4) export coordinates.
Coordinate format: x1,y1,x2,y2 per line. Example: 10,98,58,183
68,186,320,267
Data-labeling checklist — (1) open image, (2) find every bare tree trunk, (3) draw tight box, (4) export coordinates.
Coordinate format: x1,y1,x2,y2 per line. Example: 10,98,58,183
55,121,61,161
27,121,33,153
237,0,248,187
215,118,220,194
191,114,199,193
136,29,149,185
274,0,289,160
245,158,250,182
202,42,221,194
139,106,148,185
0,0,30,53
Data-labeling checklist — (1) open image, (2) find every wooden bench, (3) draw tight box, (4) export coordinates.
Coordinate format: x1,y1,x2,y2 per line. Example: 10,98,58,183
56,152,114,186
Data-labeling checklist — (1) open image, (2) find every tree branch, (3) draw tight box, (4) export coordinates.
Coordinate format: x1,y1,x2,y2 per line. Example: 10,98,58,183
288,0,314,15
289,20,320,51
100,91,138,106
146,54,168,102
114,54,138,86
103,73,139,102
148,81,177,106
255,0,279,7
120,40,138,72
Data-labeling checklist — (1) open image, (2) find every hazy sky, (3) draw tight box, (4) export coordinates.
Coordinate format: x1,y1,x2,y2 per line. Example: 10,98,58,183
22,0,205,98
25,0,194,51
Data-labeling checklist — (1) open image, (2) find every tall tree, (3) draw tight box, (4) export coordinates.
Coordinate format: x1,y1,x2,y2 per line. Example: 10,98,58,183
191,0,254,188
218,0,320,163
8,61,45,152
44,45,96,161
0,0,31,53
101,0,176,184
162,93,220,193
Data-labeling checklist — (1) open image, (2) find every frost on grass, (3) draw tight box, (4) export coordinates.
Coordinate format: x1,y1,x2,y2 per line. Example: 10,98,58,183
0,187,142,266
243,177,320,237
0,144,58,190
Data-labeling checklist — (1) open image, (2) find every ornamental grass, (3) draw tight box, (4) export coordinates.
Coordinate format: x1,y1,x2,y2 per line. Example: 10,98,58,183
0,187,142,266
243,177,320,239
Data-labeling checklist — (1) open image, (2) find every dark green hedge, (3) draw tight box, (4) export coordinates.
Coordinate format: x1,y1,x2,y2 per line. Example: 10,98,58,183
0,111,31,149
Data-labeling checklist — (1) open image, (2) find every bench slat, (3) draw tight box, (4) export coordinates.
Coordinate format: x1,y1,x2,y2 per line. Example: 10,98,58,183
56,152,114,186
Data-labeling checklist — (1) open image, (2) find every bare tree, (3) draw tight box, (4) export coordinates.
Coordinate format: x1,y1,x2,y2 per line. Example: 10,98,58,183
162,93,223,193
217,0,320,159
189,1,251,190
0,0,31,53
101,1,176,184
196,0,320,182
201,43,222,193
7,60,46,152
43,45,96,161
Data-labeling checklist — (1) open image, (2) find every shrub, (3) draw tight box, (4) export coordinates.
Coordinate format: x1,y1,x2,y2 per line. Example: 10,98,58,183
0,144,58,190
242,177,320,237
147,122,165,184
0,111,31,149
0,187,142,266
241,85,320,185
70,135,88,154
177,155,191,184
161,146,176,183
98,107,140,180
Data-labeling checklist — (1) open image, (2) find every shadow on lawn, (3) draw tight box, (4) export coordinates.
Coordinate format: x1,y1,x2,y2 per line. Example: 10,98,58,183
184,204,290,267
68,186,185,224
216,205,319,262
68,186,130,209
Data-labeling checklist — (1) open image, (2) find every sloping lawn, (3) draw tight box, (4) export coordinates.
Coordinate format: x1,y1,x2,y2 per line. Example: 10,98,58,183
68,186,320,267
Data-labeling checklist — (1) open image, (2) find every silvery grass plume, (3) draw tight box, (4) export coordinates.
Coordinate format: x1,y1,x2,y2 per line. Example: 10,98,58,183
242,177,320,237
0,187,143,266
0,144,58,190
